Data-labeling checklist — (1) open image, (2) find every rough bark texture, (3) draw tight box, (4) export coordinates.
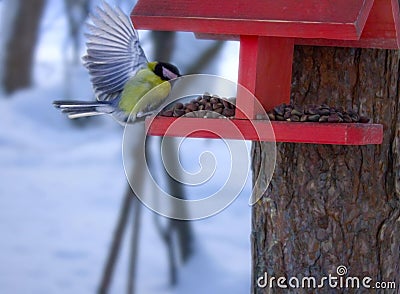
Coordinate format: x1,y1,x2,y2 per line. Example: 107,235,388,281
252,47,400,293
3,0,46,94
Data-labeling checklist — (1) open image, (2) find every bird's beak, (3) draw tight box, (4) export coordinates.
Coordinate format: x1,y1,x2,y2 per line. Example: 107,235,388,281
162,67,180,80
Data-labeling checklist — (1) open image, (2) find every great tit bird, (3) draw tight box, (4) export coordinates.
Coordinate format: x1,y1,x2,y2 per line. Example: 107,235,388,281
53,2,180,123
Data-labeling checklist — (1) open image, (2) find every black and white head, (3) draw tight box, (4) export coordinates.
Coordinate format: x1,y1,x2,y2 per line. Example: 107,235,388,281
151,62,181,80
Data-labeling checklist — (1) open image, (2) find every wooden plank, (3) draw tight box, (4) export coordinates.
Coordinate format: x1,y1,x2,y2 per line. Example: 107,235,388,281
132,0,374,40
271,121,383,144
296,0,400,49
194,0,400,49
195,34,400,50
359,0,400,44
237,36,294,119
145,117,384,145
295,37,400,49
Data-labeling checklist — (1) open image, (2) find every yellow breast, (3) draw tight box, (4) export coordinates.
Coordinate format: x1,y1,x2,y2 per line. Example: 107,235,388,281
119,68,171,115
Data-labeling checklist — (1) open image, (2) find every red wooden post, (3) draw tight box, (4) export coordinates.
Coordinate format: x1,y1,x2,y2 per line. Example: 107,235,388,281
237,36,294,119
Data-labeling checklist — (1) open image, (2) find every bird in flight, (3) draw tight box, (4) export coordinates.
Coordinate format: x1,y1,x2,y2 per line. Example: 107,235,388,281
53,2,180,124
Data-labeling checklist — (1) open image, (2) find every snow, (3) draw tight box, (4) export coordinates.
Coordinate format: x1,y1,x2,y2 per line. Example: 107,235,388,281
0,1,250,293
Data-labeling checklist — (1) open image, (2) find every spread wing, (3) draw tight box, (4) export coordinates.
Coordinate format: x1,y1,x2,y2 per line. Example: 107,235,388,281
83,2,148,101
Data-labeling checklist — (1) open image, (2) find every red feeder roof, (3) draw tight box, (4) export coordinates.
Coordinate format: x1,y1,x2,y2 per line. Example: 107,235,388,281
131,0,389,145
132,0,400,49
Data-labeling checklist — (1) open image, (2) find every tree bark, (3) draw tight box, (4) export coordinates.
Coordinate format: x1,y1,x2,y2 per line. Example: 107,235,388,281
252,46,400,293
2,0,46,94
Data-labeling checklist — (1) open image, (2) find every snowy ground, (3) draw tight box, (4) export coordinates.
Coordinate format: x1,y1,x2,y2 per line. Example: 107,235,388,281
0,1,254,293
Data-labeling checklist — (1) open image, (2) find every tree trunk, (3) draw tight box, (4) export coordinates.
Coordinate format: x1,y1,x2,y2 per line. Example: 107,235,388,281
251,46,400,293
64,0,90,64
2,0,46,94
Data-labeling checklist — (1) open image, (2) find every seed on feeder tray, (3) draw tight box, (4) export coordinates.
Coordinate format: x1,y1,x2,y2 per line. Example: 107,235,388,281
307,107,318,115
342,114,353,123
159,93,236,119
300,114,308,122
350,113,360,122
173,108,185,117
291,108,303,116
186,103,198,112
222,100,231,109
267,102,371,124
205,103,213,111
210,97,218,104
213,103,223,110
308,114,320,122
175,102,184,109
161,97,371,123
274,105,285,116
161,109,173,117
203,92,211,99
318,108,330,116
328,113,340,123
267,111,276,121
199,98,207,105
222,108,235,117
319,115,329,122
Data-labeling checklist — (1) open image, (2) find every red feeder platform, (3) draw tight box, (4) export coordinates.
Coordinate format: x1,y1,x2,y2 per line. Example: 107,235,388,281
132,0,399,145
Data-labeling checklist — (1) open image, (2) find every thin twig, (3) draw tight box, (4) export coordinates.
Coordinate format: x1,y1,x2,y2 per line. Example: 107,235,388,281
98,186,132,294
127,194,142,294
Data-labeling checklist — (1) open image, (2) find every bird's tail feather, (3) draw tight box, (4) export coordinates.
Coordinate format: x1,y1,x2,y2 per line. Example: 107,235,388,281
53,100,115,119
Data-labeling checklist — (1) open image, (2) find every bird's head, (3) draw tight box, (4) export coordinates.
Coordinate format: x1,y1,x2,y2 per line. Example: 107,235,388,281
149,62,181,81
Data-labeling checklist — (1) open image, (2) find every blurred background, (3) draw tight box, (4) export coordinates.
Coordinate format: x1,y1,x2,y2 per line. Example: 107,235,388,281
0,0,253,293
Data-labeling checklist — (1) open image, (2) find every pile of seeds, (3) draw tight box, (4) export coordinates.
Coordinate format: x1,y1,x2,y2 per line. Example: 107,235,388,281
268,103,370,123
159,93,236,118
159,95,371,124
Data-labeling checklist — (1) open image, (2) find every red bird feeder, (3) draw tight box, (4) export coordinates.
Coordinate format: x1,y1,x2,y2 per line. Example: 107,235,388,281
131,0,400,145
